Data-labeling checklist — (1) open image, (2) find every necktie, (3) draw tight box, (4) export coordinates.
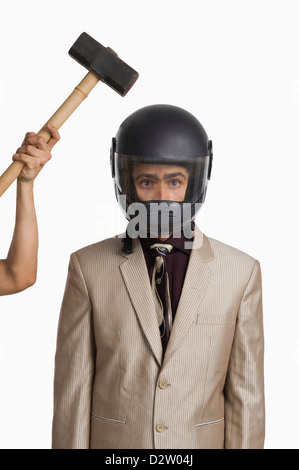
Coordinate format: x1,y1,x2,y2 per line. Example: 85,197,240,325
150,243,173,352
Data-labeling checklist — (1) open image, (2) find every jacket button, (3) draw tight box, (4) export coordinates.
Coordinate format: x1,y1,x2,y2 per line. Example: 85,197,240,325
156,424,167,433
158,379,169,389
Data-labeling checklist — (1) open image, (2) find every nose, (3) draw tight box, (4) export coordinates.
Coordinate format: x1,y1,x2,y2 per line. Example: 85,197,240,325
157,183,168,200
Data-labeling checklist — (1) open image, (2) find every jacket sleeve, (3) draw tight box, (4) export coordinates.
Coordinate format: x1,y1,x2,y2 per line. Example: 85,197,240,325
224,259,265,449
52,252,95,449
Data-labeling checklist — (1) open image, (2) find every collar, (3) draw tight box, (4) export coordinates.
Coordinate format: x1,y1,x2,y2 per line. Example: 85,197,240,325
120,224,215,263
139,231,193,255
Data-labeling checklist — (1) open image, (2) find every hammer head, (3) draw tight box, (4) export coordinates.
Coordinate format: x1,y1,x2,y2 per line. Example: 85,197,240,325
69,32,139,96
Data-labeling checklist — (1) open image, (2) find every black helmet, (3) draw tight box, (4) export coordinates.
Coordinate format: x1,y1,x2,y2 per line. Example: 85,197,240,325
110,104,213,238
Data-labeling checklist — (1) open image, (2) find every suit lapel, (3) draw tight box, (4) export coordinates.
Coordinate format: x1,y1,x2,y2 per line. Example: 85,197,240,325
119,226,215,367
119,238,163,366
163,227,214,364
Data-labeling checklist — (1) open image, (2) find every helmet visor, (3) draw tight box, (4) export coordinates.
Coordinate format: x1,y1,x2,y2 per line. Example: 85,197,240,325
114,153,210,207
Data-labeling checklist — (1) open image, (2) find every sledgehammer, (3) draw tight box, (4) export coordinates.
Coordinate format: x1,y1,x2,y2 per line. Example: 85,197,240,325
0,32,139,197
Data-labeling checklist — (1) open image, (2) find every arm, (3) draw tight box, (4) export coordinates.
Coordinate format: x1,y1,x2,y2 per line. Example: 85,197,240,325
52,253,95,449
224,260,265,449
0,125,60,296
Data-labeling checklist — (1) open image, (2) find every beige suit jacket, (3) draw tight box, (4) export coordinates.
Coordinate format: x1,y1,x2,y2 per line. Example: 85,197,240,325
52,226,265,449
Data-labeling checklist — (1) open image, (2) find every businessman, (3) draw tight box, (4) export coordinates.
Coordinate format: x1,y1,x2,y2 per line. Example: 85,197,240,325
52,105,265,449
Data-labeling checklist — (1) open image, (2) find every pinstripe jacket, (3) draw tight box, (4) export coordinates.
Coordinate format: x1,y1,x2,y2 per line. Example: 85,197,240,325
52,226,265,449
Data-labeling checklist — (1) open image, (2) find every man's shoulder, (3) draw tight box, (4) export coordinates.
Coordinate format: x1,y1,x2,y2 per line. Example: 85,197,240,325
72,234,125,263
206,234,259,269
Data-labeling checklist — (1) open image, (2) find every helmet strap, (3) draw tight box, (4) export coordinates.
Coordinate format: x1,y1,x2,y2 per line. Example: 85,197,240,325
121,229,134,254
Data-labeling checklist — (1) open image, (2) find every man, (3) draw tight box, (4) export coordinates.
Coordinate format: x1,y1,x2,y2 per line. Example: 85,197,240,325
0,124,60,296
52,105,265,449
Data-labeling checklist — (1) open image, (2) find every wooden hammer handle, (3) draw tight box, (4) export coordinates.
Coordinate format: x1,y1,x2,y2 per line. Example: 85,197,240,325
0,71,100,197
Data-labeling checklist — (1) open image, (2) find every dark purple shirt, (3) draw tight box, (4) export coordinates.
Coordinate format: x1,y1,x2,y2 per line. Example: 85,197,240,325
139,234,192,319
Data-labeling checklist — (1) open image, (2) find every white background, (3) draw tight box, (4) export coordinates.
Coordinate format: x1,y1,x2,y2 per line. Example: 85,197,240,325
0,0,298,449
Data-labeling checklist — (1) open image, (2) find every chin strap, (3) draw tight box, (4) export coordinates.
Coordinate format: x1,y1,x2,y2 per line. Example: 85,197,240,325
121,229,133,254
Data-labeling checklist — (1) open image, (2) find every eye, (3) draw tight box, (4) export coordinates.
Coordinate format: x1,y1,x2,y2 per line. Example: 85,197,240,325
140,179,152,188
169,179,181,187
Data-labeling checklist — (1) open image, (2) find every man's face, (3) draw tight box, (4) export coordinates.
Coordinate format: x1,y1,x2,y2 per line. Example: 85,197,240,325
132,163,189,202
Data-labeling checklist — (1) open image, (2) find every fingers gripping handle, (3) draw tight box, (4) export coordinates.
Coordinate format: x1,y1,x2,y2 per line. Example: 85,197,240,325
0,71,100,197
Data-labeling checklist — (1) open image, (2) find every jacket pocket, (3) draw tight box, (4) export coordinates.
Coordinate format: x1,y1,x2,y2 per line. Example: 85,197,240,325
195,417,224,428
195,417,225,449
196,314,236,325
91,413,126,425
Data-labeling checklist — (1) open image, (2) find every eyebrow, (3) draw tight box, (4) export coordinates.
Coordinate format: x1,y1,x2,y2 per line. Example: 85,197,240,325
134,172,187,182
165,172,187,180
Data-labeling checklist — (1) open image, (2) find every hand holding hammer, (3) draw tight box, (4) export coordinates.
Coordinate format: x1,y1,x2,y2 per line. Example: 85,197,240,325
0,32,139,197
